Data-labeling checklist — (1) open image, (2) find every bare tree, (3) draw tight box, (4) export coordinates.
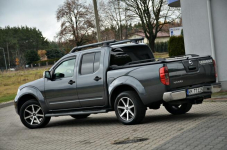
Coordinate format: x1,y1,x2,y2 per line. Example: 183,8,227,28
99,0,135,40
125,0,180,52
56,0,95,47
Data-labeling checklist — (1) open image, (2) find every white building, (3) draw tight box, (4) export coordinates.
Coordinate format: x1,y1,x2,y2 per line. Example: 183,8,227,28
130,31,170,43
168,0,227,90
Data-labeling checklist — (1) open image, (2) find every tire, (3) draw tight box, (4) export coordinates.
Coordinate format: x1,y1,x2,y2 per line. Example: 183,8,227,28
164,102,192,115
71,114,90,119
19,100,51,129
114,91,146,125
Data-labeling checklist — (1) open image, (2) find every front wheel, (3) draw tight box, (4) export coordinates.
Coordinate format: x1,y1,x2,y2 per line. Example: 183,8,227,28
164,103,192,115
114,91,146,125
20,100,51,129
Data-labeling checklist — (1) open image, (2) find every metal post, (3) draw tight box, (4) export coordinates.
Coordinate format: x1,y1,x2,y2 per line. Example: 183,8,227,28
0,47,8,70
7,42,10,69
93,0,101,42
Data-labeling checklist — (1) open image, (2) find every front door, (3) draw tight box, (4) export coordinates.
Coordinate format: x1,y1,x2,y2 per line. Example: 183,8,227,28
76,50,106,107
45,56,80,110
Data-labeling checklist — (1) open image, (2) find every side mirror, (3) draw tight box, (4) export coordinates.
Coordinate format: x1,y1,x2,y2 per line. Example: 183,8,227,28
43,71,51,79
58,73,65,78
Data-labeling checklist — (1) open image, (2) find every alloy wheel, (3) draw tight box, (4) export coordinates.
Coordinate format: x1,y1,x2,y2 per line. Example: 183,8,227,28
24,104,44,125
117,97,135,121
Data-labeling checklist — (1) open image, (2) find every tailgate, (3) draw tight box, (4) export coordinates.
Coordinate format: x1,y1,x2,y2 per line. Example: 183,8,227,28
167,56,216,90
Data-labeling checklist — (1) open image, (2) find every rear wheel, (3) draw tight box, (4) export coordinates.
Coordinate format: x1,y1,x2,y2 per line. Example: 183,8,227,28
114,91,146,125
164,103,192,115
71,114,90,119
20,100,51,129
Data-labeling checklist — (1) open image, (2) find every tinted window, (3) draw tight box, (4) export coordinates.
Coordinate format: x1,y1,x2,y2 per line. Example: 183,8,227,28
110,45,154,66
80,52,101,75
81,53,95,75
94,52,101,72
54,58,76,78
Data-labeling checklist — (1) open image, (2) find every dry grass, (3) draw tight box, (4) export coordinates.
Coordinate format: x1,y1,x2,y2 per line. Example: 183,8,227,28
153,52,169,58
0,67,49,103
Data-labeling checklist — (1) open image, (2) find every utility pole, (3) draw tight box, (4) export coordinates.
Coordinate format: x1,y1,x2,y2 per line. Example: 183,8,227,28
7,42,10,68
0,47,8,70
93,0,101,42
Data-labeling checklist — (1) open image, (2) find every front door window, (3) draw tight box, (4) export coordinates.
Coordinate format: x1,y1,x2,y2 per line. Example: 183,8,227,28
54,59,76,79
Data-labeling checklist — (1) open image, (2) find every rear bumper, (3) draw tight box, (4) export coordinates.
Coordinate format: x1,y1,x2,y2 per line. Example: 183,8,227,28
163,83,221,102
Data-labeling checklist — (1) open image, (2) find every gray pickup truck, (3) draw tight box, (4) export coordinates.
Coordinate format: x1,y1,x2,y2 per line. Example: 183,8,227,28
15,38,221,129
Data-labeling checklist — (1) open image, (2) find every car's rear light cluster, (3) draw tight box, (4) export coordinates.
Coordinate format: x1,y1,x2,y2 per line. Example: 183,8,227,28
159,66,169,85
213,59,217,78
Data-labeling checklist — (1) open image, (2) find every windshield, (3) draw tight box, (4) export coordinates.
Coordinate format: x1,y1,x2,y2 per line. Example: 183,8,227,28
110,45,155,66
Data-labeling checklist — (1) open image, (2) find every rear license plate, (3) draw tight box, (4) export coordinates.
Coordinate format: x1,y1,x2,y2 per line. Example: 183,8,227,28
187,87,203,95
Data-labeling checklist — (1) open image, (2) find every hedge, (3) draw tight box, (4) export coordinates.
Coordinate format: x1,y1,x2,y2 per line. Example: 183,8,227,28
155,42,168,52
168,36,185,57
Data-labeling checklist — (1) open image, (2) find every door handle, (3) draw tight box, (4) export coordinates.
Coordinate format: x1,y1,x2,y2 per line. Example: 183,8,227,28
68,80,75,85
94,76,102,81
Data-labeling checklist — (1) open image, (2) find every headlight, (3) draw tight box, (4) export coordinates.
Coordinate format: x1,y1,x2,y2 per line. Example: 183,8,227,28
17,89,20,95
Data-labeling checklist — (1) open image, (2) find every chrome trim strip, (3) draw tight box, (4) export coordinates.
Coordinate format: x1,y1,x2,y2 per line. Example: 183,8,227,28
49,97,103,105
49,100,79,105
79,97,103,102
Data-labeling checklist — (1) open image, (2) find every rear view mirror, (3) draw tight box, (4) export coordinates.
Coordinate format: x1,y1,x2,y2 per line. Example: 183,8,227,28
43,71,51,79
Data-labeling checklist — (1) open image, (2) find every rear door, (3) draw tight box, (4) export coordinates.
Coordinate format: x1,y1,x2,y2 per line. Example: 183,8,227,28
76,50,106,107
167,57,216,90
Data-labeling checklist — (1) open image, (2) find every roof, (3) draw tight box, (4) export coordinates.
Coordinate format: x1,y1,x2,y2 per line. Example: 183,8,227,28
133,31,170,38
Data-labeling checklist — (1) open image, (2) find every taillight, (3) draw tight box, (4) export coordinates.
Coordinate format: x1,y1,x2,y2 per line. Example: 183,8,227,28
213,59,217,78
159,66,169,85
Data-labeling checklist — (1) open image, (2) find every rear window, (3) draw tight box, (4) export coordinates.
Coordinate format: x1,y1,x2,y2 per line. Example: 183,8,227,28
110,45,154,66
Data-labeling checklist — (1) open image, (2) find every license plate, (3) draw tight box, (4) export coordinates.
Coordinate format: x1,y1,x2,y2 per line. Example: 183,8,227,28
187,87,203,95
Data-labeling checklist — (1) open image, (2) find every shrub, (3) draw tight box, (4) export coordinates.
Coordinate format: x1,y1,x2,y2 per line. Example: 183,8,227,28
168,36,185,57
46,49,65,59
155,42,168,52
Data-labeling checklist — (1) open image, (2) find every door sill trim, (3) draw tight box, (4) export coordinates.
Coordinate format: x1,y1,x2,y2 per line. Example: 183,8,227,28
45,109,109,117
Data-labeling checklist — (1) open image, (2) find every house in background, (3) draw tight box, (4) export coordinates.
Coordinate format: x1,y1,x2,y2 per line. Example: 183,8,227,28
129,31,170,44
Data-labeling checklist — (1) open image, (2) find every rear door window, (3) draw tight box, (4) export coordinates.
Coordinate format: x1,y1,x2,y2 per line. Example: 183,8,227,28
80,52,101,75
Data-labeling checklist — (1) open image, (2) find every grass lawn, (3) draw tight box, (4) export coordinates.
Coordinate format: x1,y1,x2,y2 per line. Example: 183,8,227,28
0,94,16,103
0,67,49,103
153,52,169,58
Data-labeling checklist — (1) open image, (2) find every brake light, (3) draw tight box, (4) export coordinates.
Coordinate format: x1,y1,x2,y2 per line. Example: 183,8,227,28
159,66,169,85
213,59,217,78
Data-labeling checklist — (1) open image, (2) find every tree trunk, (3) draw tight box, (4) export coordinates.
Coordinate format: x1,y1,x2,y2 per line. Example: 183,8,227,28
148,38,156,53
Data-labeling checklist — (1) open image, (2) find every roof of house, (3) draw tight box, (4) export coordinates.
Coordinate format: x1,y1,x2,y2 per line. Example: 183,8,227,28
133,31,170,38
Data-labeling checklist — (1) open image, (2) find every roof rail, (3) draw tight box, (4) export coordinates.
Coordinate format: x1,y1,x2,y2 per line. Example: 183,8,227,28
110,37,144,46
70,40,116,53
70,37,144,53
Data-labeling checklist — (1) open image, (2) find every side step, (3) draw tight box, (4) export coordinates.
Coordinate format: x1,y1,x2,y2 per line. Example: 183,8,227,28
45,109,109,117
